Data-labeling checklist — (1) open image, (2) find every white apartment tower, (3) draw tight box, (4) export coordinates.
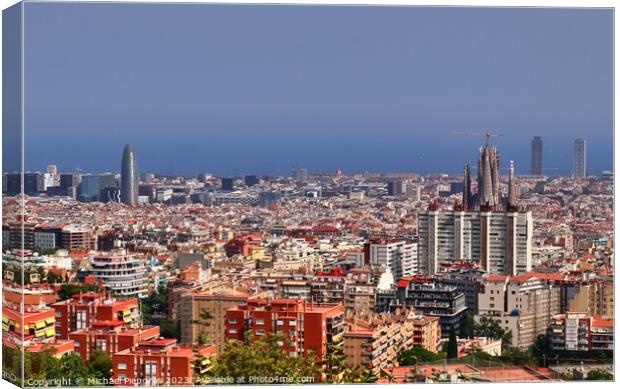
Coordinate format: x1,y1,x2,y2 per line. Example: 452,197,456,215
417,210,532,275
90,250,148,298
368,240,417,280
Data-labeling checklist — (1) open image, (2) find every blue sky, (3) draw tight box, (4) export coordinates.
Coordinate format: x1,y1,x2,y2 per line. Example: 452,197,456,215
18,3,613,176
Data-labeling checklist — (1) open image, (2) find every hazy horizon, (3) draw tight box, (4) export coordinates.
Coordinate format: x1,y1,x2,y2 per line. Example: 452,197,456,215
13,3,614,176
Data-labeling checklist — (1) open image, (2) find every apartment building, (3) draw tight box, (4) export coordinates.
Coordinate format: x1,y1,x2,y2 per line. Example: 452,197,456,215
70,320,160,360
478,273,561,349
112,338,216,386
52,292,140,339
366,239,417,280
225,298,345,359
548,312,614,353
177,287,269,352
390,276,467,336
418,210,532,276
89,251,148,298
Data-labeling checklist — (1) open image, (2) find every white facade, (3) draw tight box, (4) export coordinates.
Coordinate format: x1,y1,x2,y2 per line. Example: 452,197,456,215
89,251,148,298
369,240,417,280
418,210,532,275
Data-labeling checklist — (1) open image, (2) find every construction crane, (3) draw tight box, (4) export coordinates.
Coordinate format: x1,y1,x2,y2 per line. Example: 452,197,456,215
450,130,504,145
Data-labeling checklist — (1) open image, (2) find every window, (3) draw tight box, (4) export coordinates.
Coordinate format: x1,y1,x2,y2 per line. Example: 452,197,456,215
117,363,127,370
229,328,237,334
228,319,237,324
289,320,297,326
55,311,62,318
74,341,81,347
490,303,495,308
256,329,265,336
95,340,107,351
256,319,265,325
144,362,157,386
76,311,87,330
276,320,284,326
289,331,296,337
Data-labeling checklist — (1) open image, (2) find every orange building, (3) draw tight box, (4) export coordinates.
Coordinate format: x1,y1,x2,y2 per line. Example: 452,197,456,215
69,320,160,360
112,338,216,386
52,292,140,339
2,306,56,345
225,298,344,359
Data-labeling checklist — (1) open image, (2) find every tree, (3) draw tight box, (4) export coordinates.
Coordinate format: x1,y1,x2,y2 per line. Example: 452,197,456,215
447,328,459,359
323,341,347,383
159,319,181,340
586,369,613,381
474,315,505,340
208,333,320,384
88,349,113,380
344,365,378,383
398,347,445,366
191,308,214,345
465,312,476,338
57,283,98,301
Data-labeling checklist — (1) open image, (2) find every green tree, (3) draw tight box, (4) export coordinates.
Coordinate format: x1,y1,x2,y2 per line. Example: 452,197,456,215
58,283,99,301
323,341,347,383
191,308,214,345
465,312,476,338
474,315,505,340
447,328,459,359
398,346,445,366
159,319,181,340
209,333,319,383
88,349,113,380
586,369,613,381
344,364,378,383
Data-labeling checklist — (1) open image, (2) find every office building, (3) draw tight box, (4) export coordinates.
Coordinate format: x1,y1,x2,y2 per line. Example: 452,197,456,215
221,177,234,191
244,175,259,187
573,138,586,178
531,137,543,175
60,173,81,191
292,168,308,183
121,144,139,205
417,210,533,276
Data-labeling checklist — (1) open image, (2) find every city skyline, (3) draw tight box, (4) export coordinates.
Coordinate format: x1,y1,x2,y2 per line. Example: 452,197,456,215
16,136,600,179
9,3,612,176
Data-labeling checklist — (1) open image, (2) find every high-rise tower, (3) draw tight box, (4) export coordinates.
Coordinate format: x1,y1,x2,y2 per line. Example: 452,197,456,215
573,138,586,178
531,137,543,176
121,144,139,205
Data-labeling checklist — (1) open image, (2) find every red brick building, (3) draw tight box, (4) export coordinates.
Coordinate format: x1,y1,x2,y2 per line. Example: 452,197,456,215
52,292,140,339
225,298,344,359
112,338,216,386
70,320,160,360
